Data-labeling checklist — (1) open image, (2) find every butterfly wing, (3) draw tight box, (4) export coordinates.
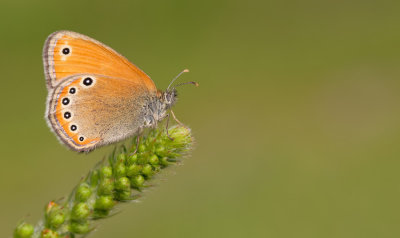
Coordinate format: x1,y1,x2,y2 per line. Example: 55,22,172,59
43,30,157,92
46,74,153,152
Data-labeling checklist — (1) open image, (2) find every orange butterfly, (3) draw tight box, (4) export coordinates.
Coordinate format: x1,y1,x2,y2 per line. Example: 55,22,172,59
43,31,194,152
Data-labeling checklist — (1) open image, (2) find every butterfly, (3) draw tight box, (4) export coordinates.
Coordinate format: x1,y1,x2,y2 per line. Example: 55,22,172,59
43,31,195,152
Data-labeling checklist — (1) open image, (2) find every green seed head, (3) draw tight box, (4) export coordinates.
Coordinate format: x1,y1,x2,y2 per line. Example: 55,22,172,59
100,166,113,178
97,178,114,196
168,126,192,148
14,222,34,238
115,190,132,201
117,153,126,163
137,155,148,165
141,164,153,178
13,126,193,237
45,202,65,229
40,229,59,238
126,164,142,177
45,201,59,214
75,183,92,202
127,154,138,165
114,162,126,178
95,196,115,211
155,145,166,157
69,221,90,234
71,203,90,221
138,144,146,153
131,175,145,188
160,157,169,166
149,154,159,165
48,212,65,229
115,177,131,191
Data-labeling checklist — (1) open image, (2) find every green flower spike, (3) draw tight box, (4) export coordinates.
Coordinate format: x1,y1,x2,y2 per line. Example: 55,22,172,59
14,125,193,238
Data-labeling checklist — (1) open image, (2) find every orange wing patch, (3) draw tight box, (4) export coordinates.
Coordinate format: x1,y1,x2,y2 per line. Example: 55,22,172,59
43,31,156,93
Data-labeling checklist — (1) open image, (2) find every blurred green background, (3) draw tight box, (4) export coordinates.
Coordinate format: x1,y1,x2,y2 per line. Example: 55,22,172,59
1,0,400,237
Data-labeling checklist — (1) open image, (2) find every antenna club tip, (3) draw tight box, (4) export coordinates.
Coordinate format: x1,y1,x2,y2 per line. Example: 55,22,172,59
183,69,190,73
194,82,199,87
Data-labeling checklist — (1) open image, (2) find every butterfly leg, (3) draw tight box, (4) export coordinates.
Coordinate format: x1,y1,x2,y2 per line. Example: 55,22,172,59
165,113,174,141
129,136,141,155
171,110,188,129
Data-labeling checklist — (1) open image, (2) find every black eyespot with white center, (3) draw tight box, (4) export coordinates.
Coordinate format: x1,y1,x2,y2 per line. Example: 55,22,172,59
79,136,85,142
70,125,77,131
62,47,70,55
83,77,93,86
64,111,71,119
69,87,76,94
62,97,70,105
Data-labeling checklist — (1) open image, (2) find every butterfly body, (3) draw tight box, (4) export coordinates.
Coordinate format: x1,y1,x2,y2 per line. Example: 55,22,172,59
43,31,177,152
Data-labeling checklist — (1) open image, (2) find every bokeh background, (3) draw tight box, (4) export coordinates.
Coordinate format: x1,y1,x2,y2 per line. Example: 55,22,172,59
1,0,400,237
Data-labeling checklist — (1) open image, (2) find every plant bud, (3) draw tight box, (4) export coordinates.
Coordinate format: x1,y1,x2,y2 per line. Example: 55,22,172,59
115,177,130,191
14,222,34,238
75,184,91,202
169,126,191,147
115,190,132,201
126,164,142,177
114,162,126,178
127,154,138,165
117,153,126,163
160,157,169,166
69,221,90,234
97,178,114,196
45,202,65,229
155,145,167,157
48,212,65,229
131,175,145,188
141,164,153,178
94,196,114,211
149,154,159,165
71,203,90,221
138,144,146,153
99,166,113,178
40,229,59,238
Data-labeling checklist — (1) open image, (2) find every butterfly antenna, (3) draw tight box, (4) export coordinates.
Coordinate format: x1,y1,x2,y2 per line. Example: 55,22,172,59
167,69,189,91
174,81,199,88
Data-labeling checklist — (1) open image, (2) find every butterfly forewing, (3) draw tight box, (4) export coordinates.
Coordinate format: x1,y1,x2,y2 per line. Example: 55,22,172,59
43,31,157,92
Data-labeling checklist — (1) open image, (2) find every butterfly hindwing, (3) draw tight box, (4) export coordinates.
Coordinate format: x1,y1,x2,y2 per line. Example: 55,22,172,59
42,31,157,93
46,74,153,152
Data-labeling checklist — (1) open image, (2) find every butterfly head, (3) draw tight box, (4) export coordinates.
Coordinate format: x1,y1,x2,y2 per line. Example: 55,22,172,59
146,69,198,126
163,88,178,107
162,69,198,108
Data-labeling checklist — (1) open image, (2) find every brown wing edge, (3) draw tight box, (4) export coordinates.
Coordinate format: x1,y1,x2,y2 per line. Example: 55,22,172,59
42,31,61,89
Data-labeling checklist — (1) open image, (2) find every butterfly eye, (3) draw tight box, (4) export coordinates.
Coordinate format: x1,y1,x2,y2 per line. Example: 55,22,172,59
70,124,77,131
62,97,70,105
79,136,85,142
83,77,93,86
69,87,76,94
62,47,70,55
64,111,71,119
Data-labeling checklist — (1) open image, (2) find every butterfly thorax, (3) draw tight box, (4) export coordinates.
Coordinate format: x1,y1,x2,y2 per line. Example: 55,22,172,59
143,89,177,127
